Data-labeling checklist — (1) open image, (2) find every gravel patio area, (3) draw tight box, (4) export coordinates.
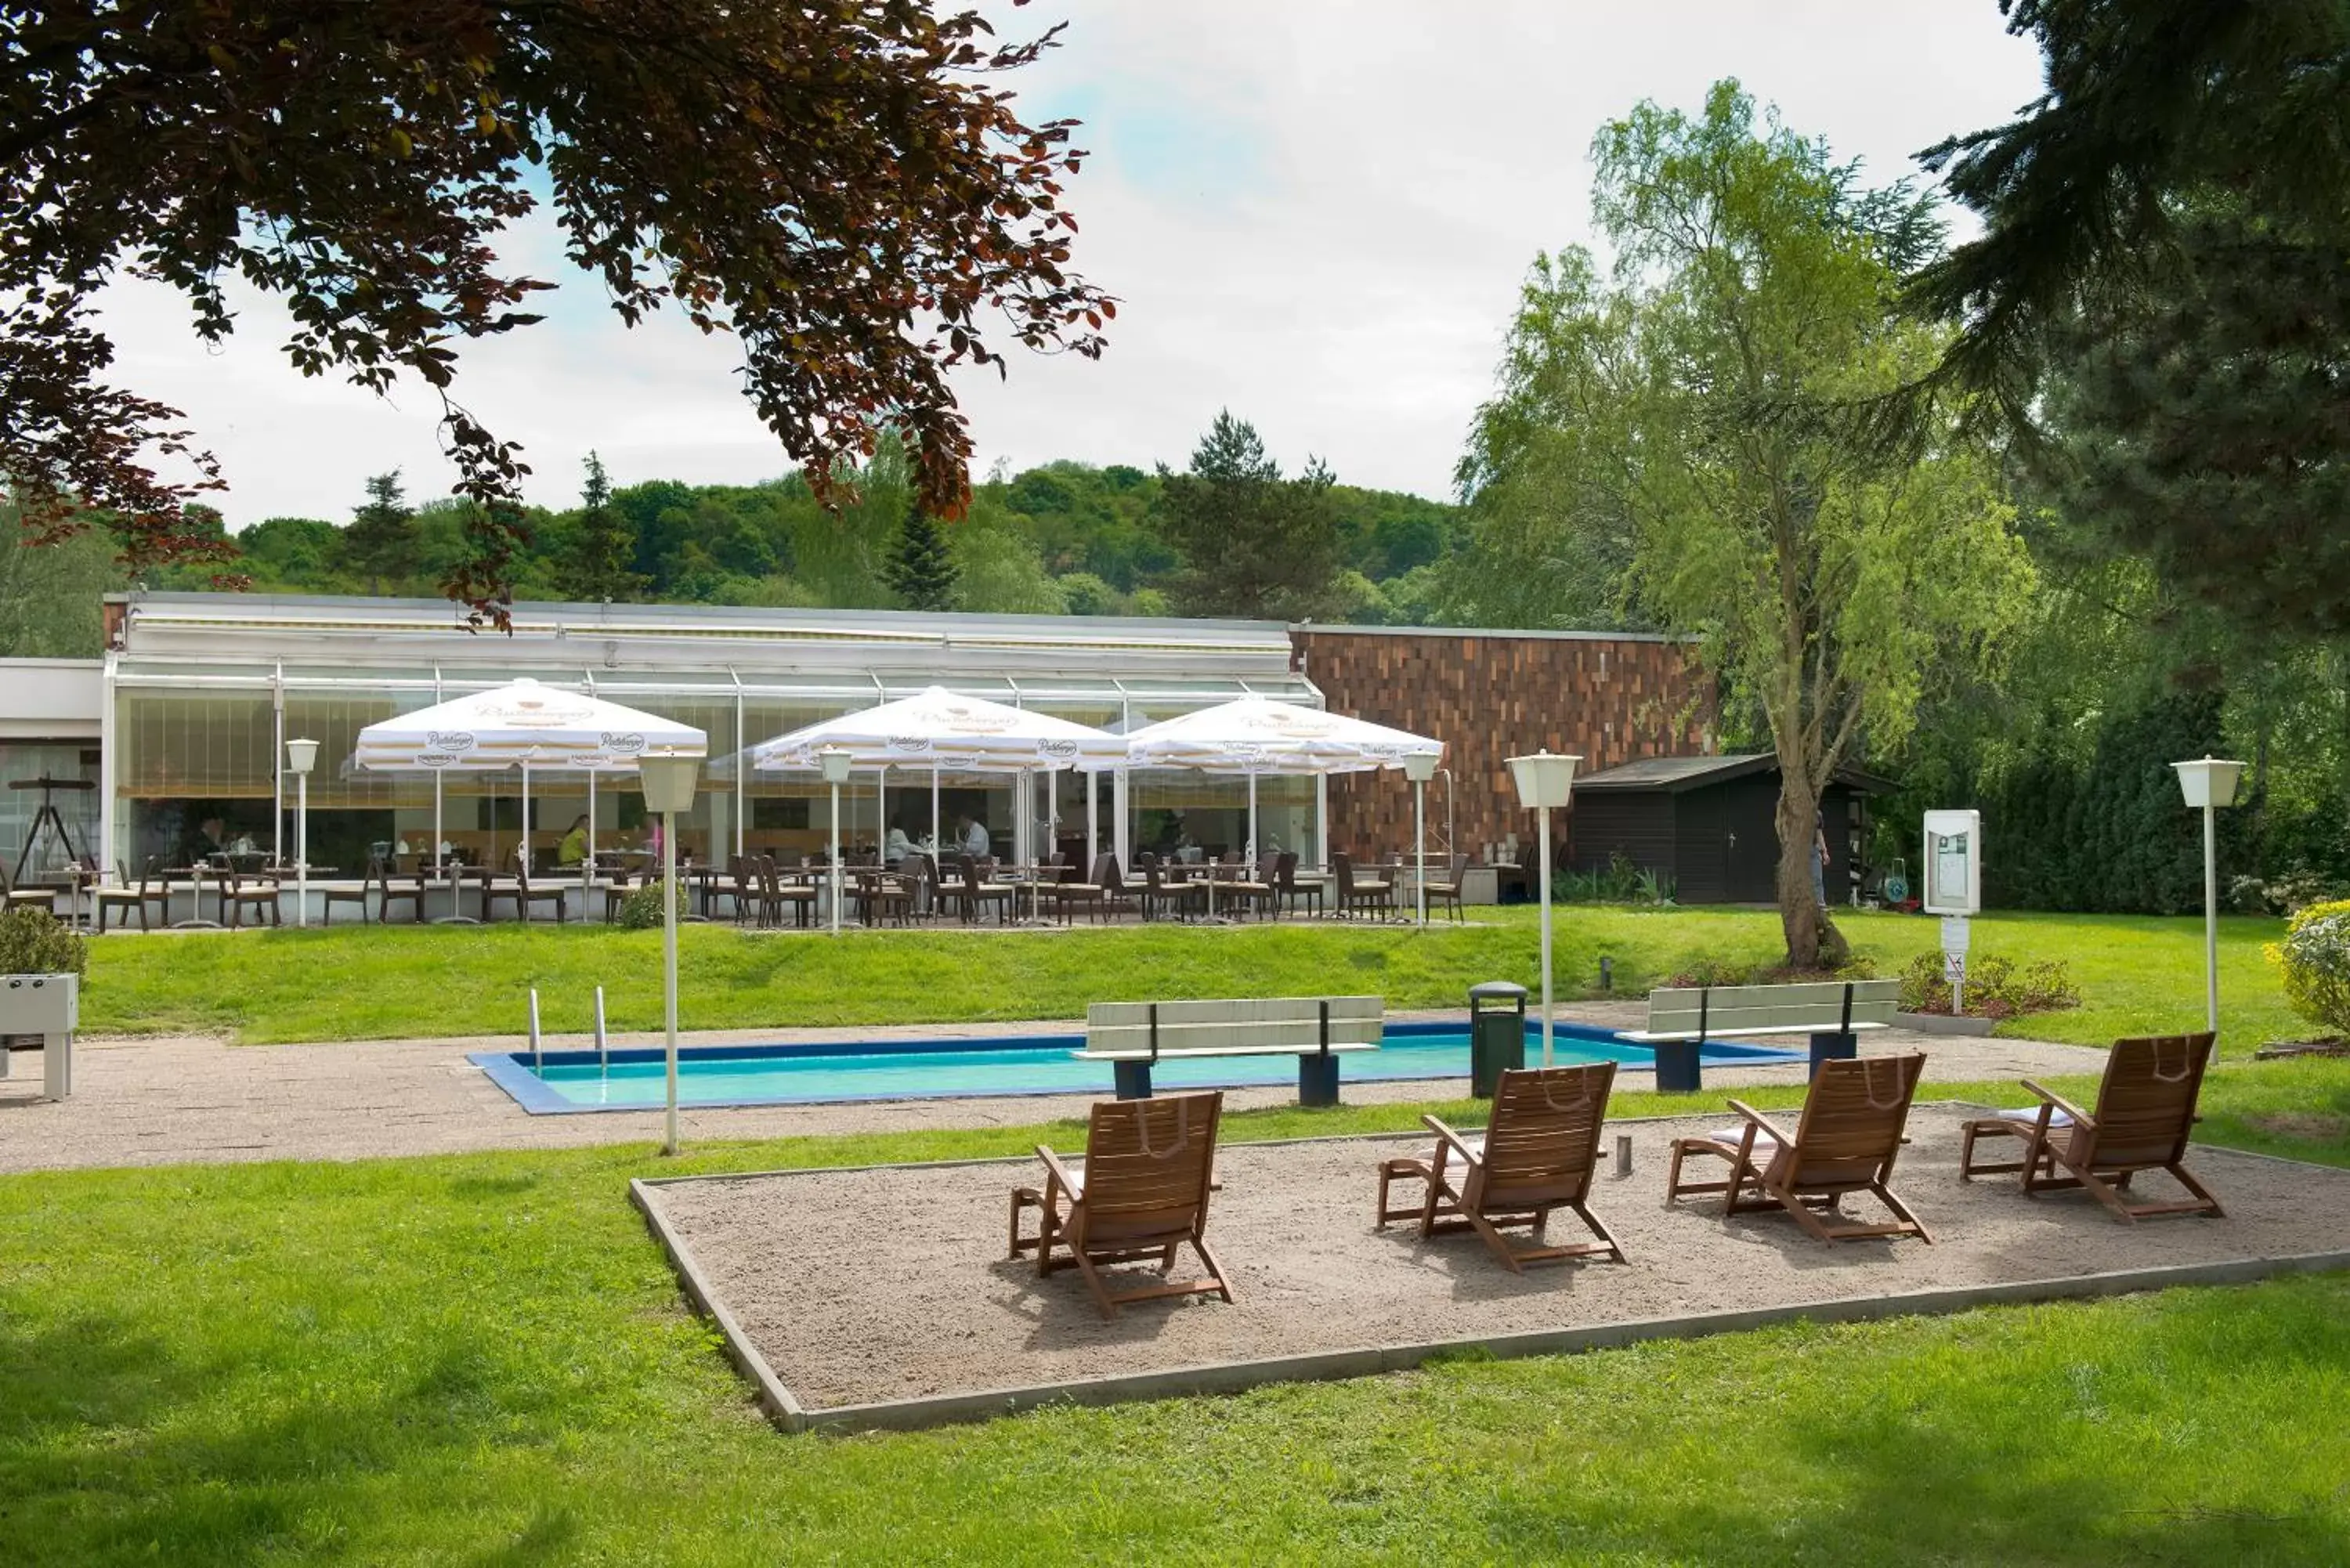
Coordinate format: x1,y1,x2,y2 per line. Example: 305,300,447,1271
0,1006,2111,1172
642,1108,2350,1429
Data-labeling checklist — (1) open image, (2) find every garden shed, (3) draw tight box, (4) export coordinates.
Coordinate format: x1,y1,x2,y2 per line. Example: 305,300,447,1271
1568,753,1891,905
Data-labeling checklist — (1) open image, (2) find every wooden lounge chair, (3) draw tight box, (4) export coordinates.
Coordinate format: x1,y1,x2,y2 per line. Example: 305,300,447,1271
1375,1063,1626,1271
1666,1052,1932,1244
1958,1031,2222,1222
1007,1091,1234,1319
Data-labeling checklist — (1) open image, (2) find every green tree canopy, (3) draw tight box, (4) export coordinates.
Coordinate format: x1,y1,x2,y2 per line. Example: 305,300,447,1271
559,453,646,605
1152,412,1347,623
342,472,417,596
884,497,959,612
1460,81,2035,964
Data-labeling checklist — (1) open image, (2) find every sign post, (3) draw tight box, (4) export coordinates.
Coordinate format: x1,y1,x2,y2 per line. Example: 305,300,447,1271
1922,810,1983,1015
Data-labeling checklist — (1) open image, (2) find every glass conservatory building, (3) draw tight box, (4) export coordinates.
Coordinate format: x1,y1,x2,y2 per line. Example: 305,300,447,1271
97,592,1329,876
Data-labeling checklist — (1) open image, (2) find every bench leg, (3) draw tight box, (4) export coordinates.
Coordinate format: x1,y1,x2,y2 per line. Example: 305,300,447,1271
1809,1030,1858,1078
1113,1060,1154,1100
1653,1039,1702,1093
1298,1053,1340,1108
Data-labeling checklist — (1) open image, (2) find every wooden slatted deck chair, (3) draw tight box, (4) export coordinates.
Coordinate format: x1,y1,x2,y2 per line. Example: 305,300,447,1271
1007,1091,1234,1320
1958,1031,2222,1222
1666,1053,1932,1245
1374,1063,1626,1271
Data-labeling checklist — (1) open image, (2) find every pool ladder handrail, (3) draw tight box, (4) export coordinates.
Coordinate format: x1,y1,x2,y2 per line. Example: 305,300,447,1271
594,985,608,1074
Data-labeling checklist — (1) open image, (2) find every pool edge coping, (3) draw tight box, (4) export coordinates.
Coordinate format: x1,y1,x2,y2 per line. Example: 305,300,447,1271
631,1107,2350,1436
474,1026,1807,1115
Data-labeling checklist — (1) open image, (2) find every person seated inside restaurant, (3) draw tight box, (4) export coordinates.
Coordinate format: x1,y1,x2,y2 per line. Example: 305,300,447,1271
185,815,230,864
959,813,991,858
884,817,914,863
557,814,591,867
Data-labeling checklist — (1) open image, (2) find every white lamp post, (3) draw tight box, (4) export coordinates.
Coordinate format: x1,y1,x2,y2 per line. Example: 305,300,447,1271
284,738,319,928
1506,750,1580,1066
1403,752,1438,927
820,746,852,936
2172,756,2245,1038
638,750,701,1157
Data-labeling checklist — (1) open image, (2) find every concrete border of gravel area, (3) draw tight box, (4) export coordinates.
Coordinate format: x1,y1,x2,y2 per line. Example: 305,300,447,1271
632,1108,2350,1435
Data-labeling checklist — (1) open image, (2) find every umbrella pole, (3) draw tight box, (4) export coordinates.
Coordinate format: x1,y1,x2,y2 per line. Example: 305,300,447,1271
878,768,887,858
931,766,940,859
521,761,531,875
586,770,597,895
1086,770,1097,870
1248,773,1258,860
432,771,442,875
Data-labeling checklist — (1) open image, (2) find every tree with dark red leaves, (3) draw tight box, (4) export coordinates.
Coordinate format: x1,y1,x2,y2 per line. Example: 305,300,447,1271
0,2,1111,624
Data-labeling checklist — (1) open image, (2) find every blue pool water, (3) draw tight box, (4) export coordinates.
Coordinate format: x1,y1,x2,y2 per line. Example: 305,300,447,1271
470,1020,1803,1114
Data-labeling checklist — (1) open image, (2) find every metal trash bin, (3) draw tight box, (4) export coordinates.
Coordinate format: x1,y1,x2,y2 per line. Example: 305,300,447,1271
1467,981,1528,1098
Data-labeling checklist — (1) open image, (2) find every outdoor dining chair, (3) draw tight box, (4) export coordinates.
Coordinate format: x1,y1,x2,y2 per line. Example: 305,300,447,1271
1090,854,1139,921
377,863,430,924
1274,851,1322,919
321,855,380,925
1333,851,1394,920
487,865,568,924
93,857,171,932
1423,852,1471,923
955,855,1016,925
218,866,282,928
0,859,58,916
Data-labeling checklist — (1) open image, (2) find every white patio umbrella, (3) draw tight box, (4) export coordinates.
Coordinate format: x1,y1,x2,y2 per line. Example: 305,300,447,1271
355,677,708,876
749,685,1123,858
1123,697,1444,916
750,687,1122,922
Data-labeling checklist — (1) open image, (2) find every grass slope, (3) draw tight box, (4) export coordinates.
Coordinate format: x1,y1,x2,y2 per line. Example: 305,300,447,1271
78,906,2300,1052
4,1066,2349,1565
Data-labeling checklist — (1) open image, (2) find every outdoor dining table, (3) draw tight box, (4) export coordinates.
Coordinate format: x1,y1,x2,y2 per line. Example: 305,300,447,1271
160,864,228,929
34,864,101,930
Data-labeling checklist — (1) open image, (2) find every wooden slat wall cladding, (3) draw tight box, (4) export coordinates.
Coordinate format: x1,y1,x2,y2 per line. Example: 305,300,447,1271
1292,630,1712,862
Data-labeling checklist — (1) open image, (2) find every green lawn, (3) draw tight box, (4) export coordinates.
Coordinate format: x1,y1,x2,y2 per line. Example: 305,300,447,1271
78,905,2301,1053
4,1065,2348,1566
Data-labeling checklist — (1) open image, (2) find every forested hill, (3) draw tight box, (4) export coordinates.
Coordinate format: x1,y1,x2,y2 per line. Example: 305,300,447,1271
136,439,1465,627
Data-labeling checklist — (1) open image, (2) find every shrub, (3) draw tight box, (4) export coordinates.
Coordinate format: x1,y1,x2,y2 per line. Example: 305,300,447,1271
1553,851,1674,906
2269,898,2350,1037
0,906,85,981
616,879,691,930
1896,948,2078,1019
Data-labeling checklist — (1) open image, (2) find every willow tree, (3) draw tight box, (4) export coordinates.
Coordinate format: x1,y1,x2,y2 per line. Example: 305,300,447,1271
1460,83,2034,965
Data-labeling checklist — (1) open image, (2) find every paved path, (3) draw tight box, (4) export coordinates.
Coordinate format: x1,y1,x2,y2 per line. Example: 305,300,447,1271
0,1005,2110,1174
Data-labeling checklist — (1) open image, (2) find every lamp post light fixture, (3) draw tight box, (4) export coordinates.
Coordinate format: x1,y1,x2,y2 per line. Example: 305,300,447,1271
2172,756,2246,1038
819,746,853,937
638,750,702,1157
284,738,319,928
1403,751,1439,927
1506,749,1581,1066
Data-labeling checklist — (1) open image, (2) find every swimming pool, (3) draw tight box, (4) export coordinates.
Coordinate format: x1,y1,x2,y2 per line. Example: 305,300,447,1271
471,1020,1804,1114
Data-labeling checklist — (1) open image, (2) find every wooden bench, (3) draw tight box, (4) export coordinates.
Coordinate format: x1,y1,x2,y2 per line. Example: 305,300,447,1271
1073,996,1383,1106
1621,978,1900,1092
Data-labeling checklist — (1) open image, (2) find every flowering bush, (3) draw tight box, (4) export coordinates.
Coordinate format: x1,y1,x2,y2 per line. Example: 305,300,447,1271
616,879,691,930
2269,898,2350,1037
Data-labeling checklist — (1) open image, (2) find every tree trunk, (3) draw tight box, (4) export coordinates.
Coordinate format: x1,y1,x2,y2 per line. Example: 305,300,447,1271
1773,760,1845,970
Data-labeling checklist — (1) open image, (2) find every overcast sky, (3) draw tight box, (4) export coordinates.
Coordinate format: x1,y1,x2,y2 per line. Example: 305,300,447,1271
98,2,2047,528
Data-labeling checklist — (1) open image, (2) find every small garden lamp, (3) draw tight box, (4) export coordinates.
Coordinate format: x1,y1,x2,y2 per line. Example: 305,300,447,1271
819,746,854,937
1506,750,1580,1066
2172,756,2245,1037
1403,750,1440,927
284,738,319,929
638,750,701,1156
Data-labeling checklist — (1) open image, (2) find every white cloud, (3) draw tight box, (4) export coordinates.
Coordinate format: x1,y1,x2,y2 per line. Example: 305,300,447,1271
95,2,2044,526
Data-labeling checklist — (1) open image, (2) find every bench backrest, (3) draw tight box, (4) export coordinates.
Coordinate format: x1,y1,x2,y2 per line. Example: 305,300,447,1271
1086,995,1384,1057
1644,978,1900,1038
